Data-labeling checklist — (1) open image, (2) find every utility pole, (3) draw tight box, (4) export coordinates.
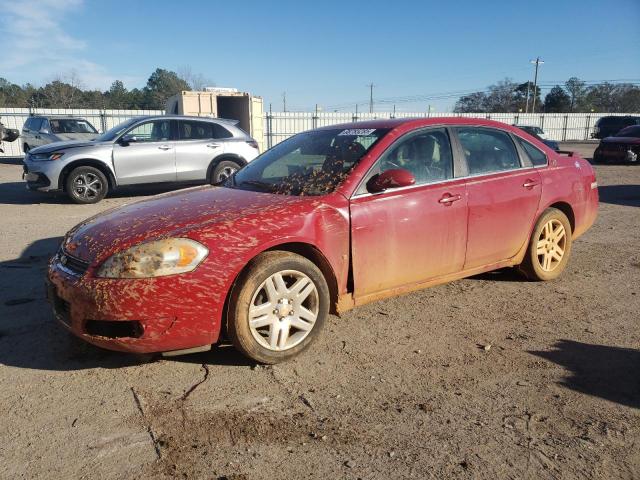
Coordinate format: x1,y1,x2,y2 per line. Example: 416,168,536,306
282,92,287,112
368,83,375,113
530,57,544,113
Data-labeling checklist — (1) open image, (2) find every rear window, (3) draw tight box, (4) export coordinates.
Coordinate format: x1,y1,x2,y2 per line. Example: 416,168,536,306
214,124,233,138
517,137,548,166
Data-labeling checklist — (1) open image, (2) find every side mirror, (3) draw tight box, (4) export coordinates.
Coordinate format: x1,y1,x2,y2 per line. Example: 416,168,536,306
119,134,138,145
367,168,415,193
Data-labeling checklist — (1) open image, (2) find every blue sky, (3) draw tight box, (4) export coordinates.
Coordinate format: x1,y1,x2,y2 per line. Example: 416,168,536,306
1,0,639,112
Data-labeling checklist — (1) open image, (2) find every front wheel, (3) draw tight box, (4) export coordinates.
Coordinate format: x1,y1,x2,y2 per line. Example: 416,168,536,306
65,166,108,204
518,208,573,281
227,251,329,364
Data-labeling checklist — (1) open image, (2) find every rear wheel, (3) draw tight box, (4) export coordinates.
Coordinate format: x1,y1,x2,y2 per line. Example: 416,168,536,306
23,143,30,154
518,208,572,281
65,166,108,204
211,160,241,184
227,251,329,364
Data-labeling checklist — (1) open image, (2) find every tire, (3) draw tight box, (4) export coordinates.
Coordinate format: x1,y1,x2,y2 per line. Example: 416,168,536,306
65,166,108,204
23,144,30,154
518,208,573,281
227,251,330,364
211,160,241,184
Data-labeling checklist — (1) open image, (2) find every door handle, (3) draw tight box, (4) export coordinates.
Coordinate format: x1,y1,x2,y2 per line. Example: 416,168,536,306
206,143,221,148
158,145,172,150
438,193,462,205
523,179,540,188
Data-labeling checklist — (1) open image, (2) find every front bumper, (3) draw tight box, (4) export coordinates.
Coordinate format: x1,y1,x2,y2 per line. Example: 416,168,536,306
47,251,220,354
22,155,63,192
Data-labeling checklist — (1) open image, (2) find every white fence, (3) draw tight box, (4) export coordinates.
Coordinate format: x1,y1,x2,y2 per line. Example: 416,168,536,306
263,112,640,148
3,109,639,157
0,108,163,157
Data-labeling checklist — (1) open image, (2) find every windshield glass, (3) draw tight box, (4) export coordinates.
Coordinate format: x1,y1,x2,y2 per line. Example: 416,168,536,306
50,119,97,134
94,118,139,142
228,128,389,196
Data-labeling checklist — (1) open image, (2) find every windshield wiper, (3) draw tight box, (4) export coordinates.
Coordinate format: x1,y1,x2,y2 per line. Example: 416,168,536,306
239,180,276,192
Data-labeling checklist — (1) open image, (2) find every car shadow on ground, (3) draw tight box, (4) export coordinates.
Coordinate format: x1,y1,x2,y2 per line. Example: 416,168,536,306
0,237,252,371
529,340,640,409
468,267,525,282
598,185,640,207
0,180,191,205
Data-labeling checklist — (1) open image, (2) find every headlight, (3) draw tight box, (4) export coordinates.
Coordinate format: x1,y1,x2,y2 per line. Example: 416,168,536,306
31,152,64,161
96,238,208,278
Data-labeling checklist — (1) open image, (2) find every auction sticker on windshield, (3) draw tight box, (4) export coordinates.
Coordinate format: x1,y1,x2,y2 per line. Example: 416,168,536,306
338,129,376,136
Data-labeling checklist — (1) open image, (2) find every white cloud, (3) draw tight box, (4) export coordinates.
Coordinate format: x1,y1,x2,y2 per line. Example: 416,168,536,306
0,0,138,89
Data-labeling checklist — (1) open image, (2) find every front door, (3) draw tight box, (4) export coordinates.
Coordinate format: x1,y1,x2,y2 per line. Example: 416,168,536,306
454,127,542,269
350,127,468,299
113,119,176,185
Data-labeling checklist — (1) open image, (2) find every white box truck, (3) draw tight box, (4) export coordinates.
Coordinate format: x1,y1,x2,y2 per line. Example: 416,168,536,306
166,88,265,152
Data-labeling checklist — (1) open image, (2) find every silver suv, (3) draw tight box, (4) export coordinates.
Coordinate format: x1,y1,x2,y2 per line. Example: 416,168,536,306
22,116,99,153
23,115,260,204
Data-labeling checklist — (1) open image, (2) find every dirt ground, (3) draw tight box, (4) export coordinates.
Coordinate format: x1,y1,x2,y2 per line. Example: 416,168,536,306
0,143,638,480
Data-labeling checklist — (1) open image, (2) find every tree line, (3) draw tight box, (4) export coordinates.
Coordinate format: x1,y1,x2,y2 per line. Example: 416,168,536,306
0,68,207,110
454,77,640,114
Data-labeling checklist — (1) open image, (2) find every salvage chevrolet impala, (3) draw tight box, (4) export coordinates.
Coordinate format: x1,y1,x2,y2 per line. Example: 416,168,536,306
47,118,598,363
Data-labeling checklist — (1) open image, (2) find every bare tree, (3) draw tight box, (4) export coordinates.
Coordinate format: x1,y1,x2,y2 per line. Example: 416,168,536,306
178,66,214,91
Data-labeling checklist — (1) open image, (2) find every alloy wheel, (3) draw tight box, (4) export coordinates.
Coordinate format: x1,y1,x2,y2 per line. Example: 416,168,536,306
248,270,319,351
536,219,566,272
73,173,103,200
217,166,238,182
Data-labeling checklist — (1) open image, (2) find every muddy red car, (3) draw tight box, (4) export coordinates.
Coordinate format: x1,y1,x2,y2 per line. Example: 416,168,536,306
48,118,599,363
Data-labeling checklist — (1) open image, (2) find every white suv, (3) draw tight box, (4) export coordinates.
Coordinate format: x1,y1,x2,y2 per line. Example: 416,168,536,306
22,115,260,204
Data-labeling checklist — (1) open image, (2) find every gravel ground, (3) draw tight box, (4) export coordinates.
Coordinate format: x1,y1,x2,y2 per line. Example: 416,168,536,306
0,143,638,479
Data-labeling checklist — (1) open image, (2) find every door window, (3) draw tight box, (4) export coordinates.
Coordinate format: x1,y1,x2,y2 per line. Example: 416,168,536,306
360,128,454,193
126,121,171,142
178,121,215,140
457,128,521,175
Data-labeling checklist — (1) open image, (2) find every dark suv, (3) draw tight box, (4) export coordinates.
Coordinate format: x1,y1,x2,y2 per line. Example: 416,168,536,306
592,116,640,139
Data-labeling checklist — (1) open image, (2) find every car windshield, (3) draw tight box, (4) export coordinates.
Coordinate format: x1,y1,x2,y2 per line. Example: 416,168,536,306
50,119,97,134
94,118,139,142
615,126,640,137
227,128,389,196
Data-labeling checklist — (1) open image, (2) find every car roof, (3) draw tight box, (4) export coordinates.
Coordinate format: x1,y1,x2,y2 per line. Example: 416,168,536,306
131,115,239,125
316,117,525,132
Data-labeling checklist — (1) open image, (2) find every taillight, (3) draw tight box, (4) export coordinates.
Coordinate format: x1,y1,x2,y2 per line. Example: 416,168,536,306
246,140,259,149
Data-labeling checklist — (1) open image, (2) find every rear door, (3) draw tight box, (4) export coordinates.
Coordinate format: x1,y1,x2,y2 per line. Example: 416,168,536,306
175,120,225,182
112,119,176,185
350,127,468,298
453,127,542,269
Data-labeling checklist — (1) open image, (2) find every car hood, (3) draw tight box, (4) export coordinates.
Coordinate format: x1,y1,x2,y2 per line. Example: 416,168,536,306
30,139,110,154
63,186,316,263
54,132,99,142
602,136,640,145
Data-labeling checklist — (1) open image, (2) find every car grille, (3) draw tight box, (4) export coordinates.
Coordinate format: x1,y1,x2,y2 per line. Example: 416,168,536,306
59,249,90,275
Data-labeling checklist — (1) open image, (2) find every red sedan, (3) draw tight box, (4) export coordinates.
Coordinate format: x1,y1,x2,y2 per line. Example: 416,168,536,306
47,118,599,363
